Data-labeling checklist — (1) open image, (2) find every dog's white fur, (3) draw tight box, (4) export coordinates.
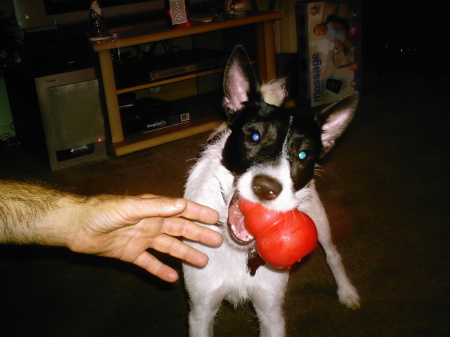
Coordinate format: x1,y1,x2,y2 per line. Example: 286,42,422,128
183,73,359,336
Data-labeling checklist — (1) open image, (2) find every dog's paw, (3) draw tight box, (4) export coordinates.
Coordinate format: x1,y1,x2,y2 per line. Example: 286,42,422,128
338,285,360,310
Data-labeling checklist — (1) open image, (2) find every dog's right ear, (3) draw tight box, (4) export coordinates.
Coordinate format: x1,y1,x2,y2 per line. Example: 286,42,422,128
222,45,261,118
316,92,359,157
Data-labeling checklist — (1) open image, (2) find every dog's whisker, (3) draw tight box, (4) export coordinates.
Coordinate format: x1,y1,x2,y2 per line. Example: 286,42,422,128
314,164,324,177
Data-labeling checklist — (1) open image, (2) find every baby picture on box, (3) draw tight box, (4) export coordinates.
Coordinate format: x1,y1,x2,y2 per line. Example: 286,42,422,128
298,1,359,106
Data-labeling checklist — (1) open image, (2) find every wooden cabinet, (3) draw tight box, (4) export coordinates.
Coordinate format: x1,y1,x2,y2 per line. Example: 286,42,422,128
92,11,282,156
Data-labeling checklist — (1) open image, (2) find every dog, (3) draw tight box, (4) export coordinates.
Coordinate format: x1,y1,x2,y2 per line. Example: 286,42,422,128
183,45,360,337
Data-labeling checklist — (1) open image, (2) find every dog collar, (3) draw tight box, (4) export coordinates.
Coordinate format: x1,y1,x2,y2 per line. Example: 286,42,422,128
247,247,265,276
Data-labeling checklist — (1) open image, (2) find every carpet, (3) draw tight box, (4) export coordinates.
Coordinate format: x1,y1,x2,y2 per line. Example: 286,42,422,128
0,72,449,336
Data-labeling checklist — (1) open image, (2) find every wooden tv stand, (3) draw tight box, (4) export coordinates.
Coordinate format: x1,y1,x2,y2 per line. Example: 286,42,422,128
92,11,282,156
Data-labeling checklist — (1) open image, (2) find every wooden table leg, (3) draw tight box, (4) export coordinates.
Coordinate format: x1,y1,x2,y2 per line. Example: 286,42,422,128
263,21,277,81
98,50,124,144
257,23,267,82
257,20,277,83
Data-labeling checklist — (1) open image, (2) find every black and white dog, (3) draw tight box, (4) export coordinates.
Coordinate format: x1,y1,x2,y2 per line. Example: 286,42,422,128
183,46,360,337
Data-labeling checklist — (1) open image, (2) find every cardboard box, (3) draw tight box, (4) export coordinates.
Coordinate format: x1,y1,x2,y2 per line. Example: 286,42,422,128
296,1,361,107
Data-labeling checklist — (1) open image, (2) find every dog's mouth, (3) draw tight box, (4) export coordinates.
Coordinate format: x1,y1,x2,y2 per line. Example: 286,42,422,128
227,192,255,245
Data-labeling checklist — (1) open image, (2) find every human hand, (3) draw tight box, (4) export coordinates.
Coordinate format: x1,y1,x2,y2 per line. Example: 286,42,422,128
65,194,222,282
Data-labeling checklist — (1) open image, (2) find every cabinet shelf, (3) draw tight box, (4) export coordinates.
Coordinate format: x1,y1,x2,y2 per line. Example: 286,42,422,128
92,11,282,156
111,116,221,156
116,67,225,95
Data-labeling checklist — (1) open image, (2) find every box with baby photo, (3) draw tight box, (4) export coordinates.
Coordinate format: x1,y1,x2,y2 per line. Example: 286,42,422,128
296,1,361,107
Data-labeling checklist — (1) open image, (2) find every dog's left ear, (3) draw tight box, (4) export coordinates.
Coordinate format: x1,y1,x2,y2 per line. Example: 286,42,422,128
315,92,359,157
222,45,261,118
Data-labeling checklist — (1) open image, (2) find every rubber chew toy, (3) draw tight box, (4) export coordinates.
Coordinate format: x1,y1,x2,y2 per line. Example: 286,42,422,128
239,199,318,268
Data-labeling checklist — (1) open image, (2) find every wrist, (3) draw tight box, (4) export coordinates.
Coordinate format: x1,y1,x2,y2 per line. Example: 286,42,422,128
33,193,88,247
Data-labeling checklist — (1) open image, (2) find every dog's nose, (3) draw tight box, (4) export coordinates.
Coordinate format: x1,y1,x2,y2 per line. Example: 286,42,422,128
252,175,282,201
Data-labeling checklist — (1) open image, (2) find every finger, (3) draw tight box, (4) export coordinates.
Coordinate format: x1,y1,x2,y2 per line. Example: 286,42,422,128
127,197,219,225
161,217,223,247
174,198,220,225
152,234,209,268
133,251,180,282
136,194,158,199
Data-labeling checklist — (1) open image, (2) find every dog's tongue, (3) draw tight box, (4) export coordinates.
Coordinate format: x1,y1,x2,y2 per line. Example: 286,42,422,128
228,195,254,244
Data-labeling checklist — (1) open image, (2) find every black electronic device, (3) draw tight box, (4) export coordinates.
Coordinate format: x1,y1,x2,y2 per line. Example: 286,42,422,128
120,97,190,135
114,48,229,89
12,0,163,30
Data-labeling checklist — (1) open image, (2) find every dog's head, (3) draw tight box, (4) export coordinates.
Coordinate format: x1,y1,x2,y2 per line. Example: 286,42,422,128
221,46,358,245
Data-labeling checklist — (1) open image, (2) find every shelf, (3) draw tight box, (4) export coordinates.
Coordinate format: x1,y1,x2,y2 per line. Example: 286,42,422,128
116,67,225,95
93,11,282,52
92,11,281,156
111,116,221,156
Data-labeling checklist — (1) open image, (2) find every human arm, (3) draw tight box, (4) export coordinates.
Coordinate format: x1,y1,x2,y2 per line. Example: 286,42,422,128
0,180,222,282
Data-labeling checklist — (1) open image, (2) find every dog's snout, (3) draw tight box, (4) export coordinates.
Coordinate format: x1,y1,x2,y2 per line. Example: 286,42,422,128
252,175,282,201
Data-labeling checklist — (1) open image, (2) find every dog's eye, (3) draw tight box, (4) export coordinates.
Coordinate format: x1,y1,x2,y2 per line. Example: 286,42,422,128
298,151,308,160
249,131,261,143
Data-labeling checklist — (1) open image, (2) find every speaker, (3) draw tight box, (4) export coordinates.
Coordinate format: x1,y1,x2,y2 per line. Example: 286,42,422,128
35,68,107,170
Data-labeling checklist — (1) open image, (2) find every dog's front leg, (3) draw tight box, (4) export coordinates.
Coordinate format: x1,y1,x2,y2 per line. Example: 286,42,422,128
188,287,224,337
320,232,360,309
251,274,288,337
252,298,285,337
305,188,360,309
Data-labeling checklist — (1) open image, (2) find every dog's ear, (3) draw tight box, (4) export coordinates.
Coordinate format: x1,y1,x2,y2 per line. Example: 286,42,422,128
315,92,359,157
223,45,260,117
260,79,287,107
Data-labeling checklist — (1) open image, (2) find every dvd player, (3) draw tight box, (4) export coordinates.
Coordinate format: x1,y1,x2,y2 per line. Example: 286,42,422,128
120,97,190,135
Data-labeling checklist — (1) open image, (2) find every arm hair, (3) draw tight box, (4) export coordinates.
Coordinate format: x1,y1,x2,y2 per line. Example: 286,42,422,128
0,180,84,244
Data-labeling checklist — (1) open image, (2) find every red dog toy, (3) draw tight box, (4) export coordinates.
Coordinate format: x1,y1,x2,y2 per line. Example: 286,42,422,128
239,199,318,268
